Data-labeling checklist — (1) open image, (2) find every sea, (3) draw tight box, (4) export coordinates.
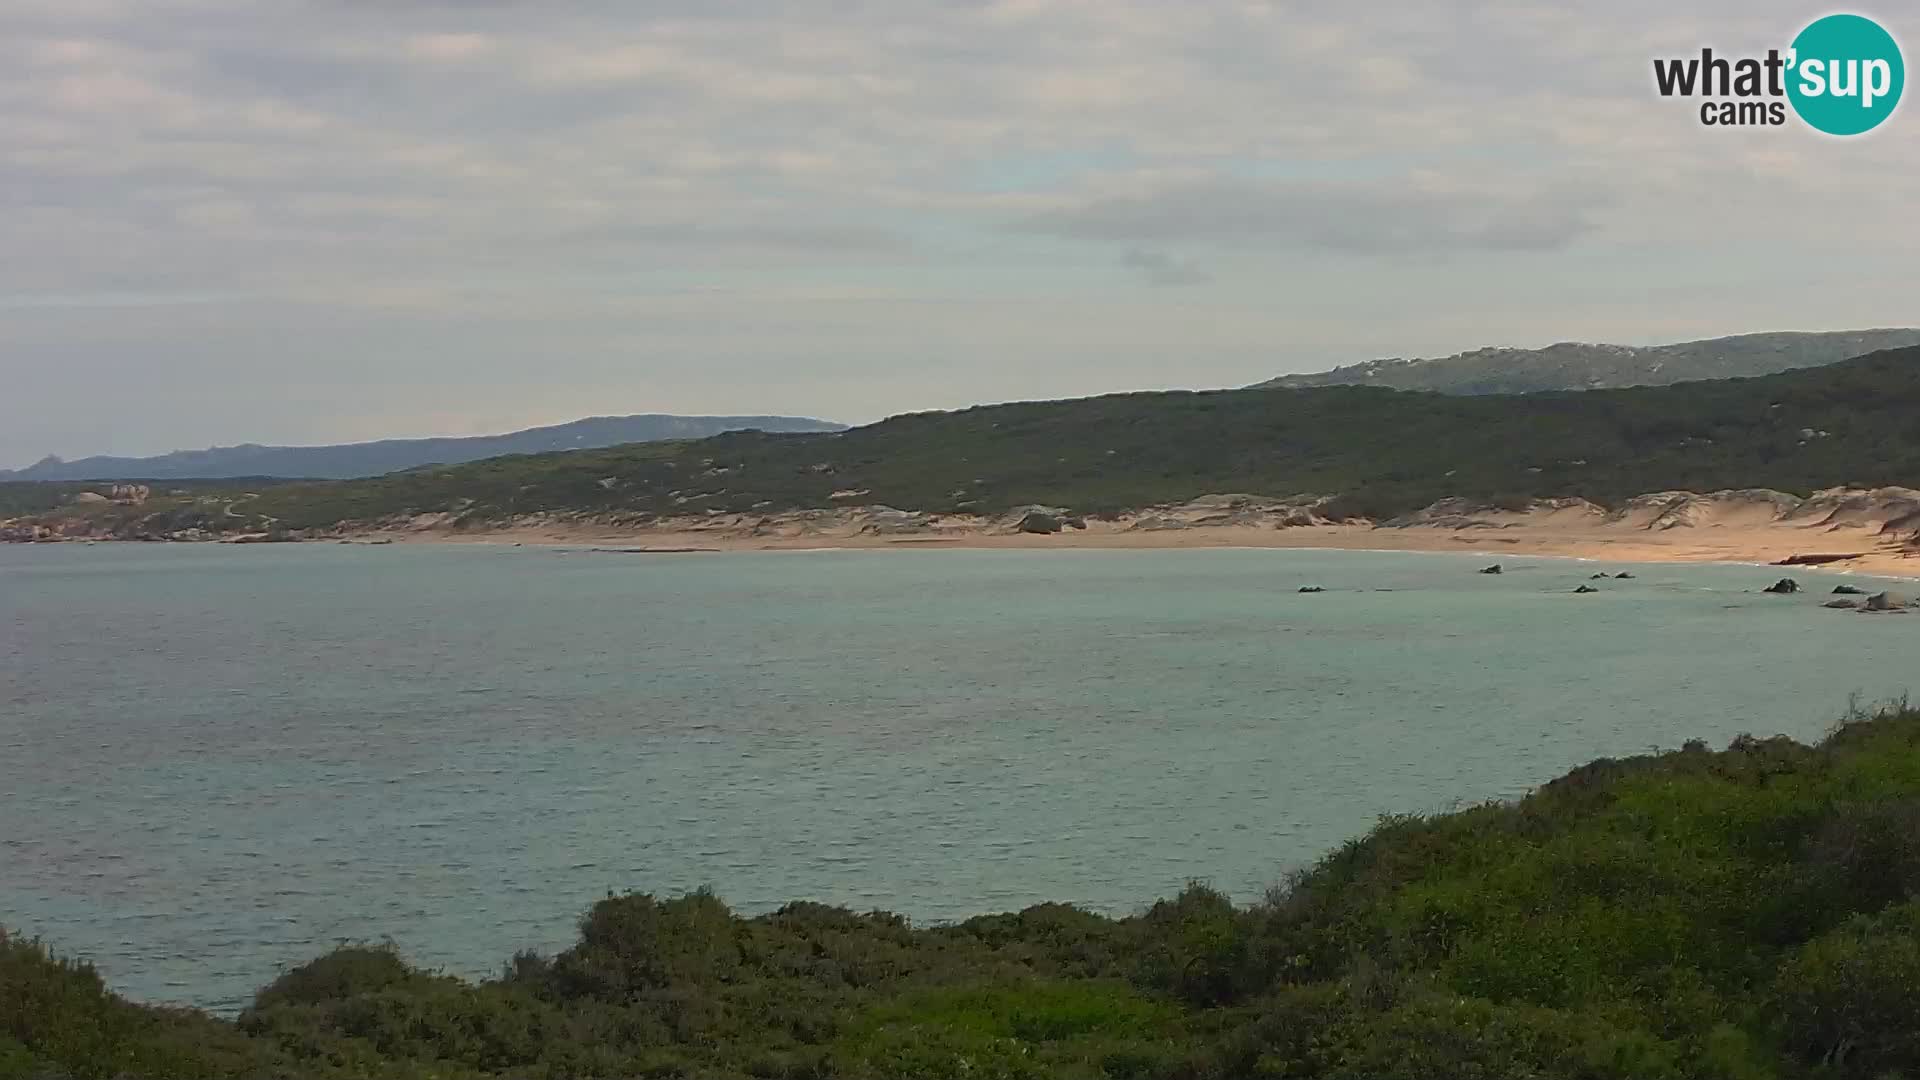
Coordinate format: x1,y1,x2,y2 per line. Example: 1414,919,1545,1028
1,541,1914,1012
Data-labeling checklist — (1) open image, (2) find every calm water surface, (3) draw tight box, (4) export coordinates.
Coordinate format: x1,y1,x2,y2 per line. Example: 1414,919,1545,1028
2,542,1915,1010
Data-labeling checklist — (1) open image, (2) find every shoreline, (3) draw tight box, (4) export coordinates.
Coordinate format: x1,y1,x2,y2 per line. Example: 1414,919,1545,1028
14,486,1920,581
346,517,1920,580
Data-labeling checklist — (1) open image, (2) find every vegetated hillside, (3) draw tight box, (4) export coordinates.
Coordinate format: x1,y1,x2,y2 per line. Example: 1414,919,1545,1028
10,701,1920,1079
0,414,846,482
0,479,292,520
1253,328,1920,395
9,345,1920,537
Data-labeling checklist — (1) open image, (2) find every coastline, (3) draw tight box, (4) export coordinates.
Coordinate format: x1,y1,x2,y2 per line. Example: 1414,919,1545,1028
15,485,1920,581
356,515,1920,580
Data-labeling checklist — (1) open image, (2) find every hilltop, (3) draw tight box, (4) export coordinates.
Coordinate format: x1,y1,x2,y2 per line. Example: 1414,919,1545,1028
0,414,845,482
1253,328,1920,395
6,345,1920,553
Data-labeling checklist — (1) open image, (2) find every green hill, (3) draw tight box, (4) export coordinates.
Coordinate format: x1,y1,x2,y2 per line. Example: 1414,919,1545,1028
7,345,1920,538
10,701,1920,1079
1253,329,1920,395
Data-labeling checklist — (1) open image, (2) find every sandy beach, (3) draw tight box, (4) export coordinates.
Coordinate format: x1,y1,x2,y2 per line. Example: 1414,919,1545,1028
357,487,1920,580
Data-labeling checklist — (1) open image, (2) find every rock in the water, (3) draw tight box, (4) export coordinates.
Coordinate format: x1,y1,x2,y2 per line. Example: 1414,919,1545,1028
1833,585,1867,595
1615,572,1635,579
1017,512,1063,535
1866,591,1911,611
1298,586,1325,593
1574,584,1600,593
1590,572,1609,580
1478,564,1503,575
1763,578,1800,594
1825,598,1862,609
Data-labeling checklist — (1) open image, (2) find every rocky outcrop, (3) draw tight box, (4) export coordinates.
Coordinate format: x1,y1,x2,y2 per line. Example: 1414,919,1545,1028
1479,564,1503,575
1383,497,1603,530
856,508,940,536
1016,512,1063,535
1122,494,1337,531
1865,591,1911,611
1606,489,1802,531
1781,487,1920,536
1763,578,1800,594
1127,516,1189,532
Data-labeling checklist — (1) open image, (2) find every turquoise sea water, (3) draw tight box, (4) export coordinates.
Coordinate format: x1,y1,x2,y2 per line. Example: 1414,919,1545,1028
2,542,1915,1011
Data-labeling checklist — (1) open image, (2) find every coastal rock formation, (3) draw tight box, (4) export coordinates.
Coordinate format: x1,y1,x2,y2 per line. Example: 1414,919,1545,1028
1574,584,1599,593
856,508,939,536
1380,488,1920,552
1763,578,1800,594
1016,511,1063,535
1826,599,1862,609
1833,585,1867,595
1865,591,1911,611
1479,564,1503,575
1606,489,1804,531
1112,494,1337,531
1781,486,1920,536
1383,497,1605,530
1127,516,1190,532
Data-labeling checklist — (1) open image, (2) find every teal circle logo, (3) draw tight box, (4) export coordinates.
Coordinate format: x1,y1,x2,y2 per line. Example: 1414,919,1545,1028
1787,14,1904,135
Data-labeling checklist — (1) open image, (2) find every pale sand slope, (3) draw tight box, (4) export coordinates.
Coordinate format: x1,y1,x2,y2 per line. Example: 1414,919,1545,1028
356,487,1920,579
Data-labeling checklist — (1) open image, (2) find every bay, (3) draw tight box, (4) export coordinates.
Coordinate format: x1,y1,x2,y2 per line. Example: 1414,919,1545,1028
1,542,1912,1011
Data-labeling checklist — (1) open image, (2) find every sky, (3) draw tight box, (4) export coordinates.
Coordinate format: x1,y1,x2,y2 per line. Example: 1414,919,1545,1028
2,0,1916,466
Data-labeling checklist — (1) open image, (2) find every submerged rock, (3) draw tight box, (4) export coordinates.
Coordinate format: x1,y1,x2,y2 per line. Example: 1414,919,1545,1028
1833,585,1867,595
1298,586,1325,593
1478,564,1503,575
1763,578,1800,594
1825,599,1862,609
1574,584,1600,593
1615,572,1636,579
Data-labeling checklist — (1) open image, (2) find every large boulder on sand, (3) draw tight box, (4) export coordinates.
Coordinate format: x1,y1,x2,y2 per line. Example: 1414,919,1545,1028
1017,512,1063,535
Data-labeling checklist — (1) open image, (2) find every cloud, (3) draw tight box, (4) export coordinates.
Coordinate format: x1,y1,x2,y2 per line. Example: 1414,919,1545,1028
1120,248,1211,287
0,0,1916,465
1027,178,1597,254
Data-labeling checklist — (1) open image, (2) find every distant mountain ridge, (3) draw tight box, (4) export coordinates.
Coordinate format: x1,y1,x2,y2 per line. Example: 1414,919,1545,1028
1253,329,1920,395
0,414,846,481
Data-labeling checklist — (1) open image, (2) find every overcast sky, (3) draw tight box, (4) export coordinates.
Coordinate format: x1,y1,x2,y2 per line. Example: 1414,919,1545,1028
2,0,1916,465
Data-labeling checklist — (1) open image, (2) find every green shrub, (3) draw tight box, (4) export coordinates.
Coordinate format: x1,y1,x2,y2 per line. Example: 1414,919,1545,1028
1770,901,1920,1077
